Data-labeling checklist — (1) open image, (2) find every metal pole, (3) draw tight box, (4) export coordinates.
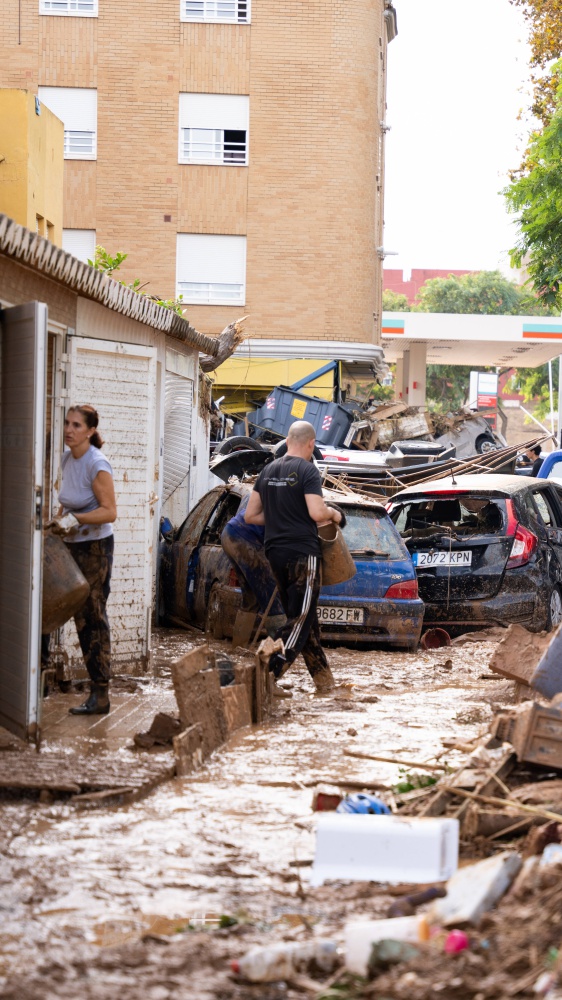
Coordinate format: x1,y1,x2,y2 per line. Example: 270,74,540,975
549,360,555,438
558,355,562,448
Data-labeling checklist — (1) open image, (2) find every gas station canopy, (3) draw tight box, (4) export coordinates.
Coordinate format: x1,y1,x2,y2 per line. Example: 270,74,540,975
382,313,562,368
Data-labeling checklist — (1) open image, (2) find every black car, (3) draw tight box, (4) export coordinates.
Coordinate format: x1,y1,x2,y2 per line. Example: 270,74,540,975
388,474,562,633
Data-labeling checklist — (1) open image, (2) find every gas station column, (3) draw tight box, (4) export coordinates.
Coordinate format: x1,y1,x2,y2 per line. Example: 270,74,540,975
408,342,427,407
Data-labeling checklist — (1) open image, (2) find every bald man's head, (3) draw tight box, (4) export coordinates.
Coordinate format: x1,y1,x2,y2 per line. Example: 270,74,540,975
287,421,316,445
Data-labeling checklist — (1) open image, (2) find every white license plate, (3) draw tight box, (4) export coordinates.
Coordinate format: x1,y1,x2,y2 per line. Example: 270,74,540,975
317,606,365,624
413,550,472,567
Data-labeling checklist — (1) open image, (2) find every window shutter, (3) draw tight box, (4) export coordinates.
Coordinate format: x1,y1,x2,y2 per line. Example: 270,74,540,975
163,363,194,528
38,87,97,159
40,0,97,15
178,94,248,131
62,229,96,264
176,234,246,305
181,0,250,23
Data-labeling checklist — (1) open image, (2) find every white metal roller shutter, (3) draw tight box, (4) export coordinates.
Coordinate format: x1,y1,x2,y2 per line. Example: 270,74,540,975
62,229,96,264
162,371,193,529
65,337,157,670
178,93,249,130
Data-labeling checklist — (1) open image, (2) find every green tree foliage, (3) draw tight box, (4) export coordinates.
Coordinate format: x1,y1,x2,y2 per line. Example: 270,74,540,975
382,289,411,312
504,63,562,308
508,363,559,422
509,0,562,127
414,269,549,315
88,245,185,315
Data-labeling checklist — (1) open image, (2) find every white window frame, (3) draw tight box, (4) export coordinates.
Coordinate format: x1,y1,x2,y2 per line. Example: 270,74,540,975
37,87,97,160
178,94,249,166
40,0,98,15
176,234,247,306
180,0,250,24
62,229,96,265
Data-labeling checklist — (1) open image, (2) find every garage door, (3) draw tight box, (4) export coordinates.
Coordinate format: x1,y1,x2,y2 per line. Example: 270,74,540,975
67,337,157,670
162,350,194,530
0,302,47,740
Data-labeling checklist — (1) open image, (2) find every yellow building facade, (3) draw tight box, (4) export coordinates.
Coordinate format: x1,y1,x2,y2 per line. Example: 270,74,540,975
0,89,63,244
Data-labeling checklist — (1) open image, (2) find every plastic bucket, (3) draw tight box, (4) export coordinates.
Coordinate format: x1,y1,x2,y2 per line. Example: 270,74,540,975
420,627,451,650
318,522,356,586
42,531,90,633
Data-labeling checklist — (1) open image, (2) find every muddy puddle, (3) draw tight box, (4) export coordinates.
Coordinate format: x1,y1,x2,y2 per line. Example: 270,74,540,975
0,631,517,998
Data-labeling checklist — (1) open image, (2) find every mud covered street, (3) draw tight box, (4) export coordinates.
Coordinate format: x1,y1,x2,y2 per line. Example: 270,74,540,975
0,633,516,999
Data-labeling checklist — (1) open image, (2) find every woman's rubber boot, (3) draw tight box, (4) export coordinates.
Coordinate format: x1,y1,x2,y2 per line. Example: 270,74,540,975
69,683,110,715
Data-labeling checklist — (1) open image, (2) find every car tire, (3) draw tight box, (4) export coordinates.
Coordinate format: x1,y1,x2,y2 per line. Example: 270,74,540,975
547,585,562,631
475,434,498,455
215,436,264,455
205,582,225,639
274,439,324,461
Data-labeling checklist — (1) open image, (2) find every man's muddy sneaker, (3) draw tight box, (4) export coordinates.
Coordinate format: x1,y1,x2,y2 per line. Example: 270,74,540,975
272,682,293,699
313,668,336,694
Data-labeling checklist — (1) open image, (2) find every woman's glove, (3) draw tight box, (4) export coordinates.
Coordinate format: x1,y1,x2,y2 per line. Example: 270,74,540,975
47,513,80,536
326,503,346,529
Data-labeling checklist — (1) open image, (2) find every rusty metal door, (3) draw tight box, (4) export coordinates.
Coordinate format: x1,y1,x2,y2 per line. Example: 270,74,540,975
0,302,47,741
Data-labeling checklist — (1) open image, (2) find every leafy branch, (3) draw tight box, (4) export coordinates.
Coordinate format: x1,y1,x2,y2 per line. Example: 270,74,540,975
88,246,185,316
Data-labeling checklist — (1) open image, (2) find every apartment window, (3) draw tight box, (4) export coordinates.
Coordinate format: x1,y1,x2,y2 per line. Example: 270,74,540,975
181,0,249,24
62,229,96,264
40,0,97,15
178,94,248,165
38,87,97,159
176,234,246,305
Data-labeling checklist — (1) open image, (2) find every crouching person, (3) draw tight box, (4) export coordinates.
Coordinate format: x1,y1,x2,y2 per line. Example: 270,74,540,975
221,495,285,633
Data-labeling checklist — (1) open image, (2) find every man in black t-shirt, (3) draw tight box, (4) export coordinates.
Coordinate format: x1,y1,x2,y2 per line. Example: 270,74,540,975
245,420,342,691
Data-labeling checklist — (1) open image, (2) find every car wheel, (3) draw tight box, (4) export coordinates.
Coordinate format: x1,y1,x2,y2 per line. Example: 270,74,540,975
475,435,498,455
205,583,225,639
274,439,324,461
548,586,562,630
215,436,264,455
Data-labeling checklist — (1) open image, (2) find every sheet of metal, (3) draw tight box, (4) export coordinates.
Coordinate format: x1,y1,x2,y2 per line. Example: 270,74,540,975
0,301,47,740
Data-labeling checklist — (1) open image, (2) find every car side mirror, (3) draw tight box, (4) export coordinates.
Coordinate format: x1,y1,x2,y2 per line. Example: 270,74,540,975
160,516,174,542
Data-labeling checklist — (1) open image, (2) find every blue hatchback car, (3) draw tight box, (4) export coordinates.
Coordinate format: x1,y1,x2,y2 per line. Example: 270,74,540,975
158,483,424,651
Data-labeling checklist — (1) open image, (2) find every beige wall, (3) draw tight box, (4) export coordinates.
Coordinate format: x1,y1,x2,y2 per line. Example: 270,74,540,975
0,89,64,244
0,1,388,345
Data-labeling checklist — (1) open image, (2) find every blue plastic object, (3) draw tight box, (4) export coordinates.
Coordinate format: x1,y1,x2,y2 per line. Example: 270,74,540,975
336,793,391,815
160,516,173,539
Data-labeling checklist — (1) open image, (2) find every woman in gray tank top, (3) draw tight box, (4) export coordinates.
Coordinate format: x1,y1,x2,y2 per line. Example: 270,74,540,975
50,405,117,716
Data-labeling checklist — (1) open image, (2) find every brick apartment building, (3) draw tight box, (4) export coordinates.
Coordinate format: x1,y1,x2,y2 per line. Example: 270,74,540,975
2,1,396,349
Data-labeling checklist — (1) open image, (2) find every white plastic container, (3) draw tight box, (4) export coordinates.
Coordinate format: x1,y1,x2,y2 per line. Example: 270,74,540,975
345,915,430,977
231,939,339,983
310,814,459,886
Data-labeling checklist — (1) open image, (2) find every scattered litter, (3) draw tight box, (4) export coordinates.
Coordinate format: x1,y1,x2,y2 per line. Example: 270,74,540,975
428,850,521,927
311,814,458,886
344,915,429,976
231,938,339,983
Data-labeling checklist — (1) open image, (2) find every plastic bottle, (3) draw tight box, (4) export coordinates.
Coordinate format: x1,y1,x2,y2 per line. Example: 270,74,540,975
345,915,430,976
231,939,339,983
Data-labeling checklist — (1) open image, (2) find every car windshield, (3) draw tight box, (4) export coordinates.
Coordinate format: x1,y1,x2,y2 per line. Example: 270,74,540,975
391,494,505,537
343,508,405,558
